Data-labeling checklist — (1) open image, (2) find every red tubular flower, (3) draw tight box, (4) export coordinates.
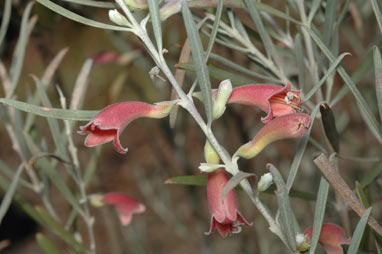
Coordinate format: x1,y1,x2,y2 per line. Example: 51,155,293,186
92,51,119,66
205,168,251,237
235,113,311,159
91,193,146,226
304,223,351,254
78,101,174,154
208,83,302,122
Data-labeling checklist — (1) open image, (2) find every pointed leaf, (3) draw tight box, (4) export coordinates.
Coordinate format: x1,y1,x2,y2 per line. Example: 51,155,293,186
373,46,382,123
309,177,330,254
0,98,98,120
0,0,11,47
165,175,207,186
36,0,132,31
36,233,61,254
147,0,162,52
181,0,213,123
347,208,372,254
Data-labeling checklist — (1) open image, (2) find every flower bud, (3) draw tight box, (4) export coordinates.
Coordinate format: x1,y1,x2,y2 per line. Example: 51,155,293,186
124,0,148,9
204,141,219,164
296,233,310,253
257,173,273,192
160,0,181,21
213,79,233,119
109,9,129,26
89,194,105,208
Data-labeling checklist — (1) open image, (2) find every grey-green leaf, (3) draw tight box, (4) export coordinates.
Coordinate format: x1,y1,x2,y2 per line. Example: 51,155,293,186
309,177,330,254
0,98,98,121
147,0,162,53
347,208,372,254
373,46,382,123
181,0,213,123
36,0,132,31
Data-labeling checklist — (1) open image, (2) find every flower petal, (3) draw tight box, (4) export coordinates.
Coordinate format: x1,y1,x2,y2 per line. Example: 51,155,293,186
236,113,311,159
103,193,146,226
224,83,302,122
304,223,351,254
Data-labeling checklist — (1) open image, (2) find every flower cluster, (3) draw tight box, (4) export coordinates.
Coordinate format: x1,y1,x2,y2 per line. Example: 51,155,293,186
79,82,310,233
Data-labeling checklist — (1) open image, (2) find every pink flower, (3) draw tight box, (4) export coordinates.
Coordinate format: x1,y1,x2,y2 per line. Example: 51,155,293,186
235,113,311,159
211,83,302,123
78,101,174,154
90,193,146,226
304,223,351,254
205,168,251,237
92,51,120,66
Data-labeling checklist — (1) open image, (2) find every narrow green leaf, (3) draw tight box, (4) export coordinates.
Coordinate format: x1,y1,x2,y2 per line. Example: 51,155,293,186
35,206,88,252
181,0,213,123
359,159,382,188
165,175,207,186
309,177,330,254
0,0,12,47
347,208,372,254
61,0,116,8
304,53,349,101
294,34,305,90
286,104,320,192
254,2,300,25
36,233,61,254
178,62,256,85
305,26,382,139
147,0,162,53
0,98,98,121
205,0,224,61
84,146,102,189
36,0,132,31
0,164,25,224
373,46,382,123
8,2,35,99
268,163,298,251
307,0,322,24
209,53,280,83
371,0,382,36
243,0,274,60
322,0,337,46
355,182,370,208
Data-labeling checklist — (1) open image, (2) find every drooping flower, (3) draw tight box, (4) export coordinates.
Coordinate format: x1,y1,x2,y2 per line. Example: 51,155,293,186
196,83,302,122
92,51,120,66
90,193,145,226
235,113,311,159
78,101,174,154
304,223,351,254
205,168,251,237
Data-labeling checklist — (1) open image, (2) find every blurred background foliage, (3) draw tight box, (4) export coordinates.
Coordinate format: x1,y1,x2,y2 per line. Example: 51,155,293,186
0,0,382,253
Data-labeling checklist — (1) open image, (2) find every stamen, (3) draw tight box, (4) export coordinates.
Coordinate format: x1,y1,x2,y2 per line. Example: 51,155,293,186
232,225,242,234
